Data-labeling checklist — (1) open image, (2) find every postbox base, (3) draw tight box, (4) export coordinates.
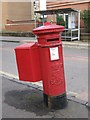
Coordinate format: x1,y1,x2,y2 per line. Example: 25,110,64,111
43,93,67,109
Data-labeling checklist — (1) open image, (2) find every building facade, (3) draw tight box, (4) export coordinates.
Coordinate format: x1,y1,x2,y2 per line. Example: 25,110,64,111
1,0,40,31
47,0,89,11
46,0,89,27
1,0,89,32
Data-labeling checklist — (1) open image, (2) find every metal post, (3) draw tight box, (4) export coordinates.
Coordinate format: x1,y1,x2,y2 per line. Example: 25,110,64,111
78,11,80,40
43,14,44,25
65,14,66,41
34,14,37,28
71,12,72,41
33,0,37,28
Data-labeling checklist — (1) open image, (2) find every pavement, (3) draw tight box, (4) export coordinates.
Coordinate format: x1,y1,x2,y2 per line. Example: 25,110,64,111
0,36,89,49
1,75,89,118
0,36,89,118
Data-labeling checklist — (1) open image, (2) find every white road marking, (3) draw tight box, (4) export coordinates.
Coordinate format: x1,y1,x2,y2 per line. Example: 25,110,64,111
1,70,88,103
67,91,78,97
0,71,19,79
0,70,78,96
0,70,42,87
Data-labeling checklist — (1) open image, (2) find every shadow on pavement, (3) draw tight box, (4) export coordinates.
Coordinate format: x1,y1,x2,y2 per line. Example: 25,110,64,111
4,89,54,116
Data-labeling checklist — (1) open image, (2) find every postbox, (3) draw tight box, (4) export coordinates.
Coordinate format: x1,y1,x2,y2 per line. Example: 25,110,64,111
33,22,67,109
15,42,41,82
15,22,67,109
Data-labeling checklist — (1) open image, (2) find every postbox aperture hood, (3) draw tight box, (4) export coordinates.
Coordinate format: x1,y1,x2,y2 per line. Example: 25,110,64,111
33,22,64,35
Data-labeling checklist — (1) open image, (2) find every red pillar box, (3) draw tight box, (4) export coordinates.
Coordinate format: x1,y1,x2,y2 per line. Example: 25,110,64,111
15,42,41,82
33,22,67,109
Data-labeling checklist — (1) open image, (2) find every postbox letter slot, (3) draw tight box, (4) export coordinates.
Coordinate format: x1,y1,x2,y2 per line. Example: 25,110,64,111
47,38,59,42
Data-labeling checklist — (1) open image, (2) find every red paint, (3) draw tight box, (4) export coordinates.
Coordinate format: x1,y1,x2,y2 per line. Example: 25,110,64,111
33,22,66,96
15,22,66,96
38,45,66,96
15,42,41,82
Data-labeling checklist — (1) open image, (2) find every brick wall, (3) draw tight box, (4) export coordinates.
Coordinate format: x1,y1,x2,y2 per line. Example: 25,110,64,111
2,2,34,30
5,20,37,32
47,1,89,11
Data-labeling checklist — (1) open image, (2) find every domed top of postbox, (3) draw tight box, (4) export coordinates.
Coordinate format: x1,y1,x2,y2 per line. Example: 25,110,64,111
33,22,64,36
